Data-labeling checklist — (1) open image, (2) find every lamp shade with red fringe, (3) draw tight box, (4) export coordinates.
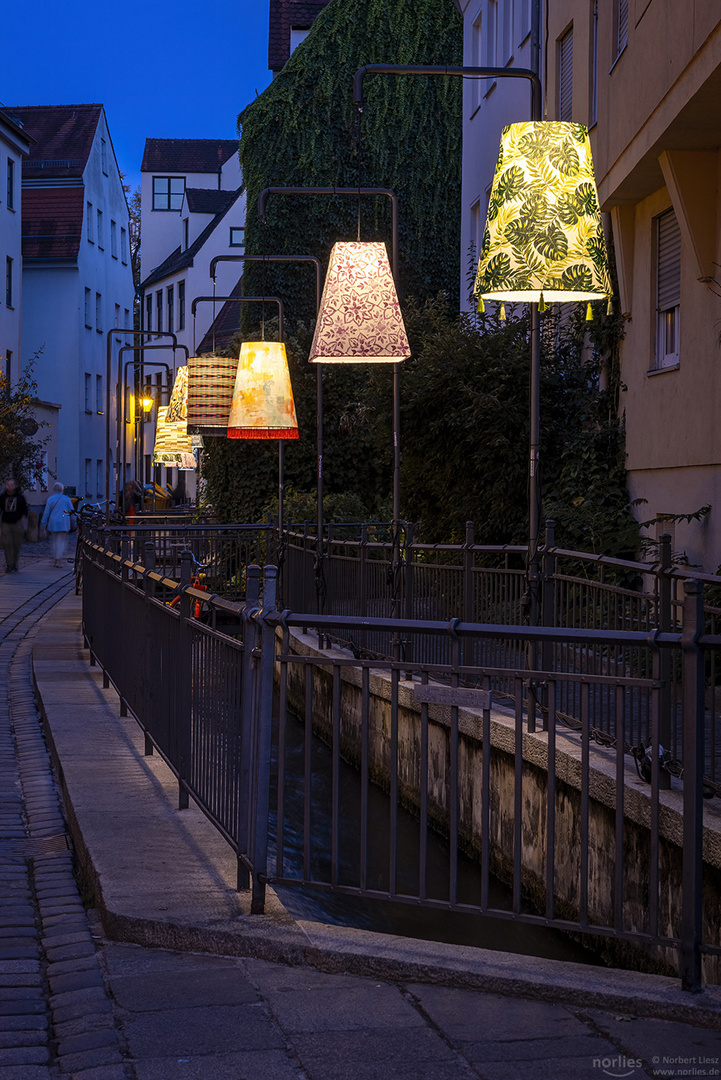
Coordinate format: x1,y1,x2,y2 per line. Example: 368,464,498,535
227,341,299,440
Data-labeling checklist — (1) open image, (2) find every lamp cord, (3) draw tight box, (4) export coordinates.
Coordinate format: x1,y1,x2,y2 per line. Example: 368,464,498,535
212,275,216,354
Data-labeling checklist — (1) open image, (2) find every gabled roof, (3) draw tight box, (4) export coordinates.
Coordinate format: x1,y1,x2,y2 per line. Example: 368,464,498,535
268,0,332,72
184,187,239,216
140,187,242,289
22,188,84,259
7,104,101,178
197,275,243,354
0,106,35,154
141,139,238,174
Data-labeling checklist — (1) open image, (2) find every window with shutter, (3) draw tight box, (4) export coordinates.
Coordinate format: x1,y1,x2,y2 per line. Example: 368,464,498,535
616,0,628,58
558,26,573,121
655,209,681,369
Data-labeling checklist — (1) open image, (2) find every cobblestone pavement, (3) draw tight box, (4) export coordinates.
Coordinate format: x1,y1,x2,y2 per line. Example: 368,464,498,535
1,564,719,1079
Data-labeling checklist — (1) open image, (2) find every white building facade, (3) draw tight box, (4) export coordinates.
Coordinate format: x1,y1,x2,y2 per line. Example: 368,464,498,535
0,107,32,391
10,104,134,504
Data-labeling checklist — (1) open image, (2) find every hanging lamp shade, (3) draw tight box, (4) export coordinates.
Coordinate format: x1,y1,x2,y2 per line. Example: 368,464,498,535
165,365,188,423
186,355,238,434
309,241,410,363
227,341,298,439
474,122,612,306
152,406,196,469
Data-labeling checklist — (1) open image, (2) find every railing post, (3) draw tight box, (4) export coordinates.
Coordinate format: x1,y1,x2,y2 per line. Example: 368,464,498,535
404,522,414,671
143,542,156,756
176,551,193,810
680,578,705,992
658,533,673,789
251,565,278,915
121,537,131,583
237,564,261,891
462,522,474,669
359,525,368,654
540,519,556,731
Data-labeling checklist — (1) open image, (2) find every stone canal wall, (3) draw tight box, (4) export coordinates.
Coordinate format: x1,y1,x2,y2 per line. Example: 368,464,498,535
278,627,721,982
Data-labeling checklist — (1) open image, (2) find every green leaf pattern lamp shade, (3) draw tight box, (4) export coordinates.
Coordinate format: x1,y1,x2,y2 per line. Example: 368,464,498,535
152,406,197,470
473,122,612,306
309,242,411,363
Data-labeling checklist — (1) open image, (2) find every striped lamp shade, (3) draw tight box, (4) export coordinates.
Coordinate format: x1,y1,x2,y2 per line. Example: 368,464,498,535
152,406,196,469
227,341,298,440
187,355,238,433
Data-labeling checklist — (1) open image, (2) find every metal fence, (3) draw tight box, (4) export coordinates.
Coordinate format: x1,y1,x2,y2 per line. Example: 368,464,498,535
81,540,720,991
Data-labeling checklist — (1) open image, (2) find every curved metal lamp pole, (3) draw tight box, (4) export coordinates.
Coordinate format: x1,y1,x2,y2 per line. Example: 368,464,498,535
105,329,181,523
352,62,544,624
190,294,288,576
208,248,325,613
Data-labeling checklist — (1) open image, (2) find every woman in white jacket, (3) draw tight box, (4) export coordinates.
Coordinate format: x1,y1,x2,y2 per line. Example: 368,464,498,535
41,482,75,567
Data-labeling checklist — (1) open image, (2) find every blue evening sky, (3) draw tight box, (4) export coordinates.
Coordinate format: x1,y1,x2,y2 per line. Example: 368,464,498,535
2,0,273,195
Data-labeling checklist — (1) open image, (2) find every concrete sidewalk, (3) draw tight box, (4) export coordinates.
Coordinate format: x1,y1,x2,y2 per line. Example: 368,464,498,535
3,582,715,1079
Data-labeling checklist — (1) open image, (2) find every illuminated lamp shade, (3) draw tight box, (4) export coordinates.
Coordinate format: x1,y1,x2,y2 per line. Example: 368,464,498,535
165,365,188,422
166,365,203,447
152,406,196,470
474,122,612,311
186,355,238,434
227,341,298,439
309,241,411,363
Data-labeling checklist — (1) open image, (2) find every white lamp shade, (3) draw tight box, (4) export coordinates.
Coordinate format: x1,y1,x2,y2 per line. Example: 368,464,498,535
227,341,299,440
152,406,196,469
309,241,411,363
474,122,612,304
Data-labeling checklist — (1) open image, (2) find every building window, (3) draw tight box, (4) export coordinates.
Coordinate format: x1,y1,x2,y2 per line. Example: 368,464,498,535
96,460,103,498
183,218,189,250
485,1,498,69
615,0,628,60
101,137,108,175
167,286,174,333
590,0,599,126
96,374,103,413
558,25,573,121
87,201,94,242
156,291,163,333
5,257,12,307
655,208,681,369
290,27,310,53
85,373,92,412
120,227,128,263
95,292,102,332
97,209,104,250
516,0,531,42
6,158,15,210
3,350,12,395
152,176,185,211
111,219,118,258
85,288,92,328
178,280,185,331
501,0,514,65
146,294,152,331
470,198,483,265
124,307,130,331
115,303,121,329
229,227,245,247
85,459,92,497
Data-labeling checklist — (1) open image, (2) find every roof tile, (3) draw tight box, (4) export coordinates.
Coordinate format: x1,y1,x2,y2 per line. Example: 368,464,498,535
268,0,332,72
7,104,101,178
141,139,239,173
22,187,84,259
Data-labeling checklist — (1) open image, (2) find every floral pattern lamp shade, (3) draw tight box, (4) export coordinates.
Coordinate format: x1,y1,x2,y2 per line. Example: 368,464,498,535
152,406,197,469
473,122,612,308
309,242,411,363
227,341,299,439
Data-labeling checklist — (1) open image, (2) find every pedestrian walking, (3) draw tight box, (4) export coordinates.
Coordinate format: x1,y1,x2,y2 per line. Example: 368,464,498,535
0,477,29,573
41,481,76,567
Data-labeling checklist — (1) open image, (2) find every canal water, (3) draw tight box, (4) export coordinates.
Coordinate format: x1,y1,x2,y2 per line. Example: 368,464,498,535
269,710,603,967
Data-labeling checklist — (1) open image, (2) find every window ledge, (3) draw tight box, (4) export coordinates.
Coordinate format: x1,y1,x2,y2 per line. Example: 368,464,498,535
609,42,628,75
647,362,679,376
484,80,498,100
469,103,482,120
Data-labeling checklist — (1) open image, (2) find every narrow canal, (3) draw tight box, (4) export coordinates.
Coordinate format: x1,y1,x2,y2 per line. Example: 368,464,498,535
269,710,603,967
